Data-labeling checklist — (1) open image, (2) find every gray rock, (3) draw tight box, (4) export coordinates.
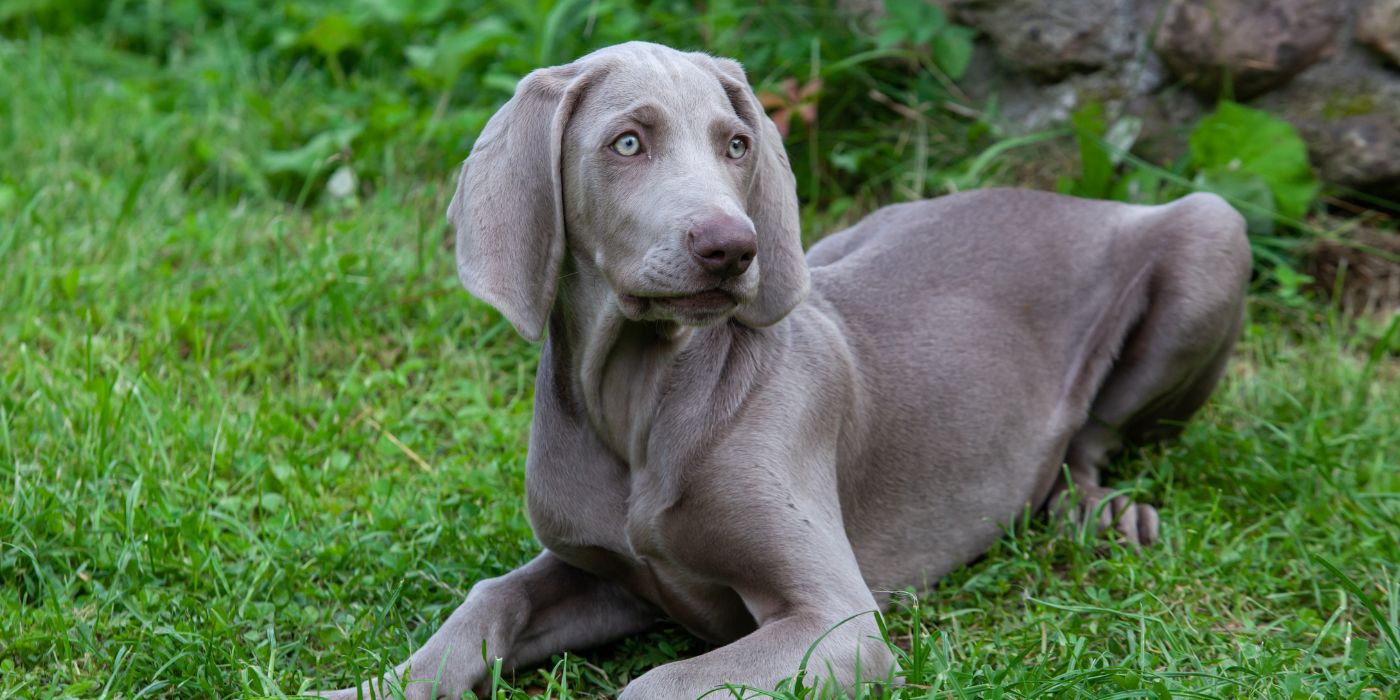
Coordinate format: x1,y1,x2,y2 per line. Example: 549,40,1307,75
1252,9,1400,200
853,0,1400,200
958,42,1162,134
1301,115,1400,199
1154,0,1347,99
948,0,1139,81
1358,0,1400,68
1123,85,1209,164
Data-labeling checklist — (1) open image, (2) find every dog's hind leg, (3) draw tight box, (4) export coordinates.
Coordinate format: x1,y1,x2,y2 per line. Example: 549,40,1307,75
1051,194,1251,546
1052,330,1237,546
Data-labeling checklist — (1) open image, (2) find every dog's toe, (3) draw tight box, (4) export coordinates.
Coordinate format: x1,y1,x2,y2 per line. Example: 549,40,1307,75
1110,498,1159,547
1135,502,1160,546
1062,488,1161,548
1109,495,1139,544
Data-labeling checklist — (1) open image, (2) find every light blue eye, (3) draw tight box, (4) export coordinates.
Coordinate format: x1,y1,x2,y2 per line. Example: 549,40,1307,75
727,137,748,159
612,133,641,156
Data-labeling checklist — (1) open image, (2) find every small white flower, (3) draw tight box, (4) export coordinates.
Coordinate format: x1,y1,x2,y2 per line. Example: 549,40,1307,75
327,165,357,199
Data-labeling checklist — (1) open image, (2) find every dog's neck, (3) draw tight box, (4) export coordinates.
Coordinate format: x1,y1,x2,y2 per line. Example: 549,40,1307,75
547,258,702,464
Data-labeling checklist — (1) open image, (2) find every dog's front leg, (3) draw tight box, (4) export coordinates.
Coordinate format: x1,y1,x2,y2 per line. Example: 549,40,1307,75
315,552,657,700
619,495,894,700
618,594,893,700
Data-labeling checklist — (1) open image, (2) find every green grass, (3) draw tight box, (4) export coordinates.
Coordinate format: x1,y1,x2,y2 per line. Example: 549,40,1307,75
2,28,1399,700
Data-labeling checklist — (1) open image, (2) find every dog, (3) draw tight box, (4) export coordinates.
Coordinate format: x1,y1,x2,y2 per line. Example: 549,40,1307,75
318,41,1250,699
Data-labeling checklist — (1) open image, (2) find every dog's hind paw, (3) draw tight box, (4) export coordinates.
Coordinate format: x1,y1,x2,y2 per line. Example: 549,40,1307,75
1054,487,1160,547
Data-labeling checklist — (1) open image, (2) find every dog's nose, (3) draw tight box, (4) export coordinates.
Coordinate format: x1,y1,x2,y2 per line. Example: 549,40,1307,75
688,217,756,278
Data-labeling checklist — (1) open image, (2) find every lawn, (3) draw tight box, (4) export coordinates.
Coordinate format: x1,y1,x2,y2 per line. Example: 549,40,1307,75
2,8,1398,700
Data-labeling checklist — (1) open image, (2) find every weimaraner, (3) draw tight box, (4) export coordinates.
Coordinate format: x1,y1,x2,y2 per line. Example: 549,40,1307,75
319,41,1250,699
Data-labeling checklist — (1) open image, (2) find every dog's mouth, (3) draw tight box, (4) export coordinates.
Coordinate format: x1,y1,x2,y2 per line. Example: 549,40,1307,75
618,289,738,319
653,289,735,310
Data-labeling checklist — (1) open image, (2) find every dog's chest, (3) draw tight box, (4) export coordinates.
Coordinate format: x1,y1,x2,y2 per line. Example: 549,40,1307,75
528,446,757,642
623,467,762,642
526,332,768,641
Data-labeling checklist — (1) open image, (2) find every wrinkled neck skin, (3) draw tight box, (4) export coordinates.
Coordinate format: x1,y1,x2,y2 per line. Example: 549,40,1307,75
548,254,706,466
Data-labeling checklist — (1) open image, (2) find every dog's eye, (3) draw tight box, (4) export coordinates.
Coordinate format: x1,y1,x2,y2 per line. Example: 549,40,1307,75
727,137,748,159
612,133,642,157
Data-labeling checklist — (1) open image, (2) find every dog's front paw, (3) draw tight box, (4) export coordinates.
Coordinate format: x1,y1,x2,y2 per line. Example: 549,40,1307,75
311,675,471,700
311,669,444,700
310,647,486,700
617,666,697,700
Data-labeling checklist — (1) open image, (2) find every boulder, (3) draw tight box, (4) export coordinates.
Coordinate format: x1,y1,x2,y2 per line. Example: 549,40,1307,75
1153,0,1346,99
1300,115,1400,200
1252,18,1400,201
946,0,1139,81
1358,0,1400,68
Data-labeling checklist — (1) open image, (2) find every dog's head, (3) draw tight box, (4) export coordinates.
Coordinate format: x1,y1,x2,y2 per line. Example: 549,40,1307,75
448,42,809,341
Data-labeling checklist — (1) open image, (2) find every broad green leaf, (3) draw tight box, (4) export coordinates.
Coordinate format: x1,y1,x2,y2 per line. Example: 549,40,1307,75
301,13,363,58
878,0,947,48
1189,101,1319,221
0,0,58,22
886,0,945,36
405,18,514,90
876,26,905,51
932,26,975,80
829,148,862,173
361,0,453,25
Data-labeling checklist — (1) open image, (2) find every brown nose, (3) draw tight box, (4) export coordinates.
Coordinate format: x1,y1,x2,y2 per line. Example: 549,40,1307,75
688,217,756,278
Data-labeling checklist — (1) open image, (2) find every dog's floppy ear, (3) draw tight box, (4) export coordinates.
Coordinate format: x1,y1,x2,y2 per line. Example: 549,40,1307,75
698,55,810,328
447,63,595,342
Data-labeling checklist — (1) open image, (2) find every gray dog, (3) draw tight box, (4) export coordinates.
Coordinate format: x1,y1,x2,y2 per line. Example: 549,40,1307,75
319,42,1250,699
